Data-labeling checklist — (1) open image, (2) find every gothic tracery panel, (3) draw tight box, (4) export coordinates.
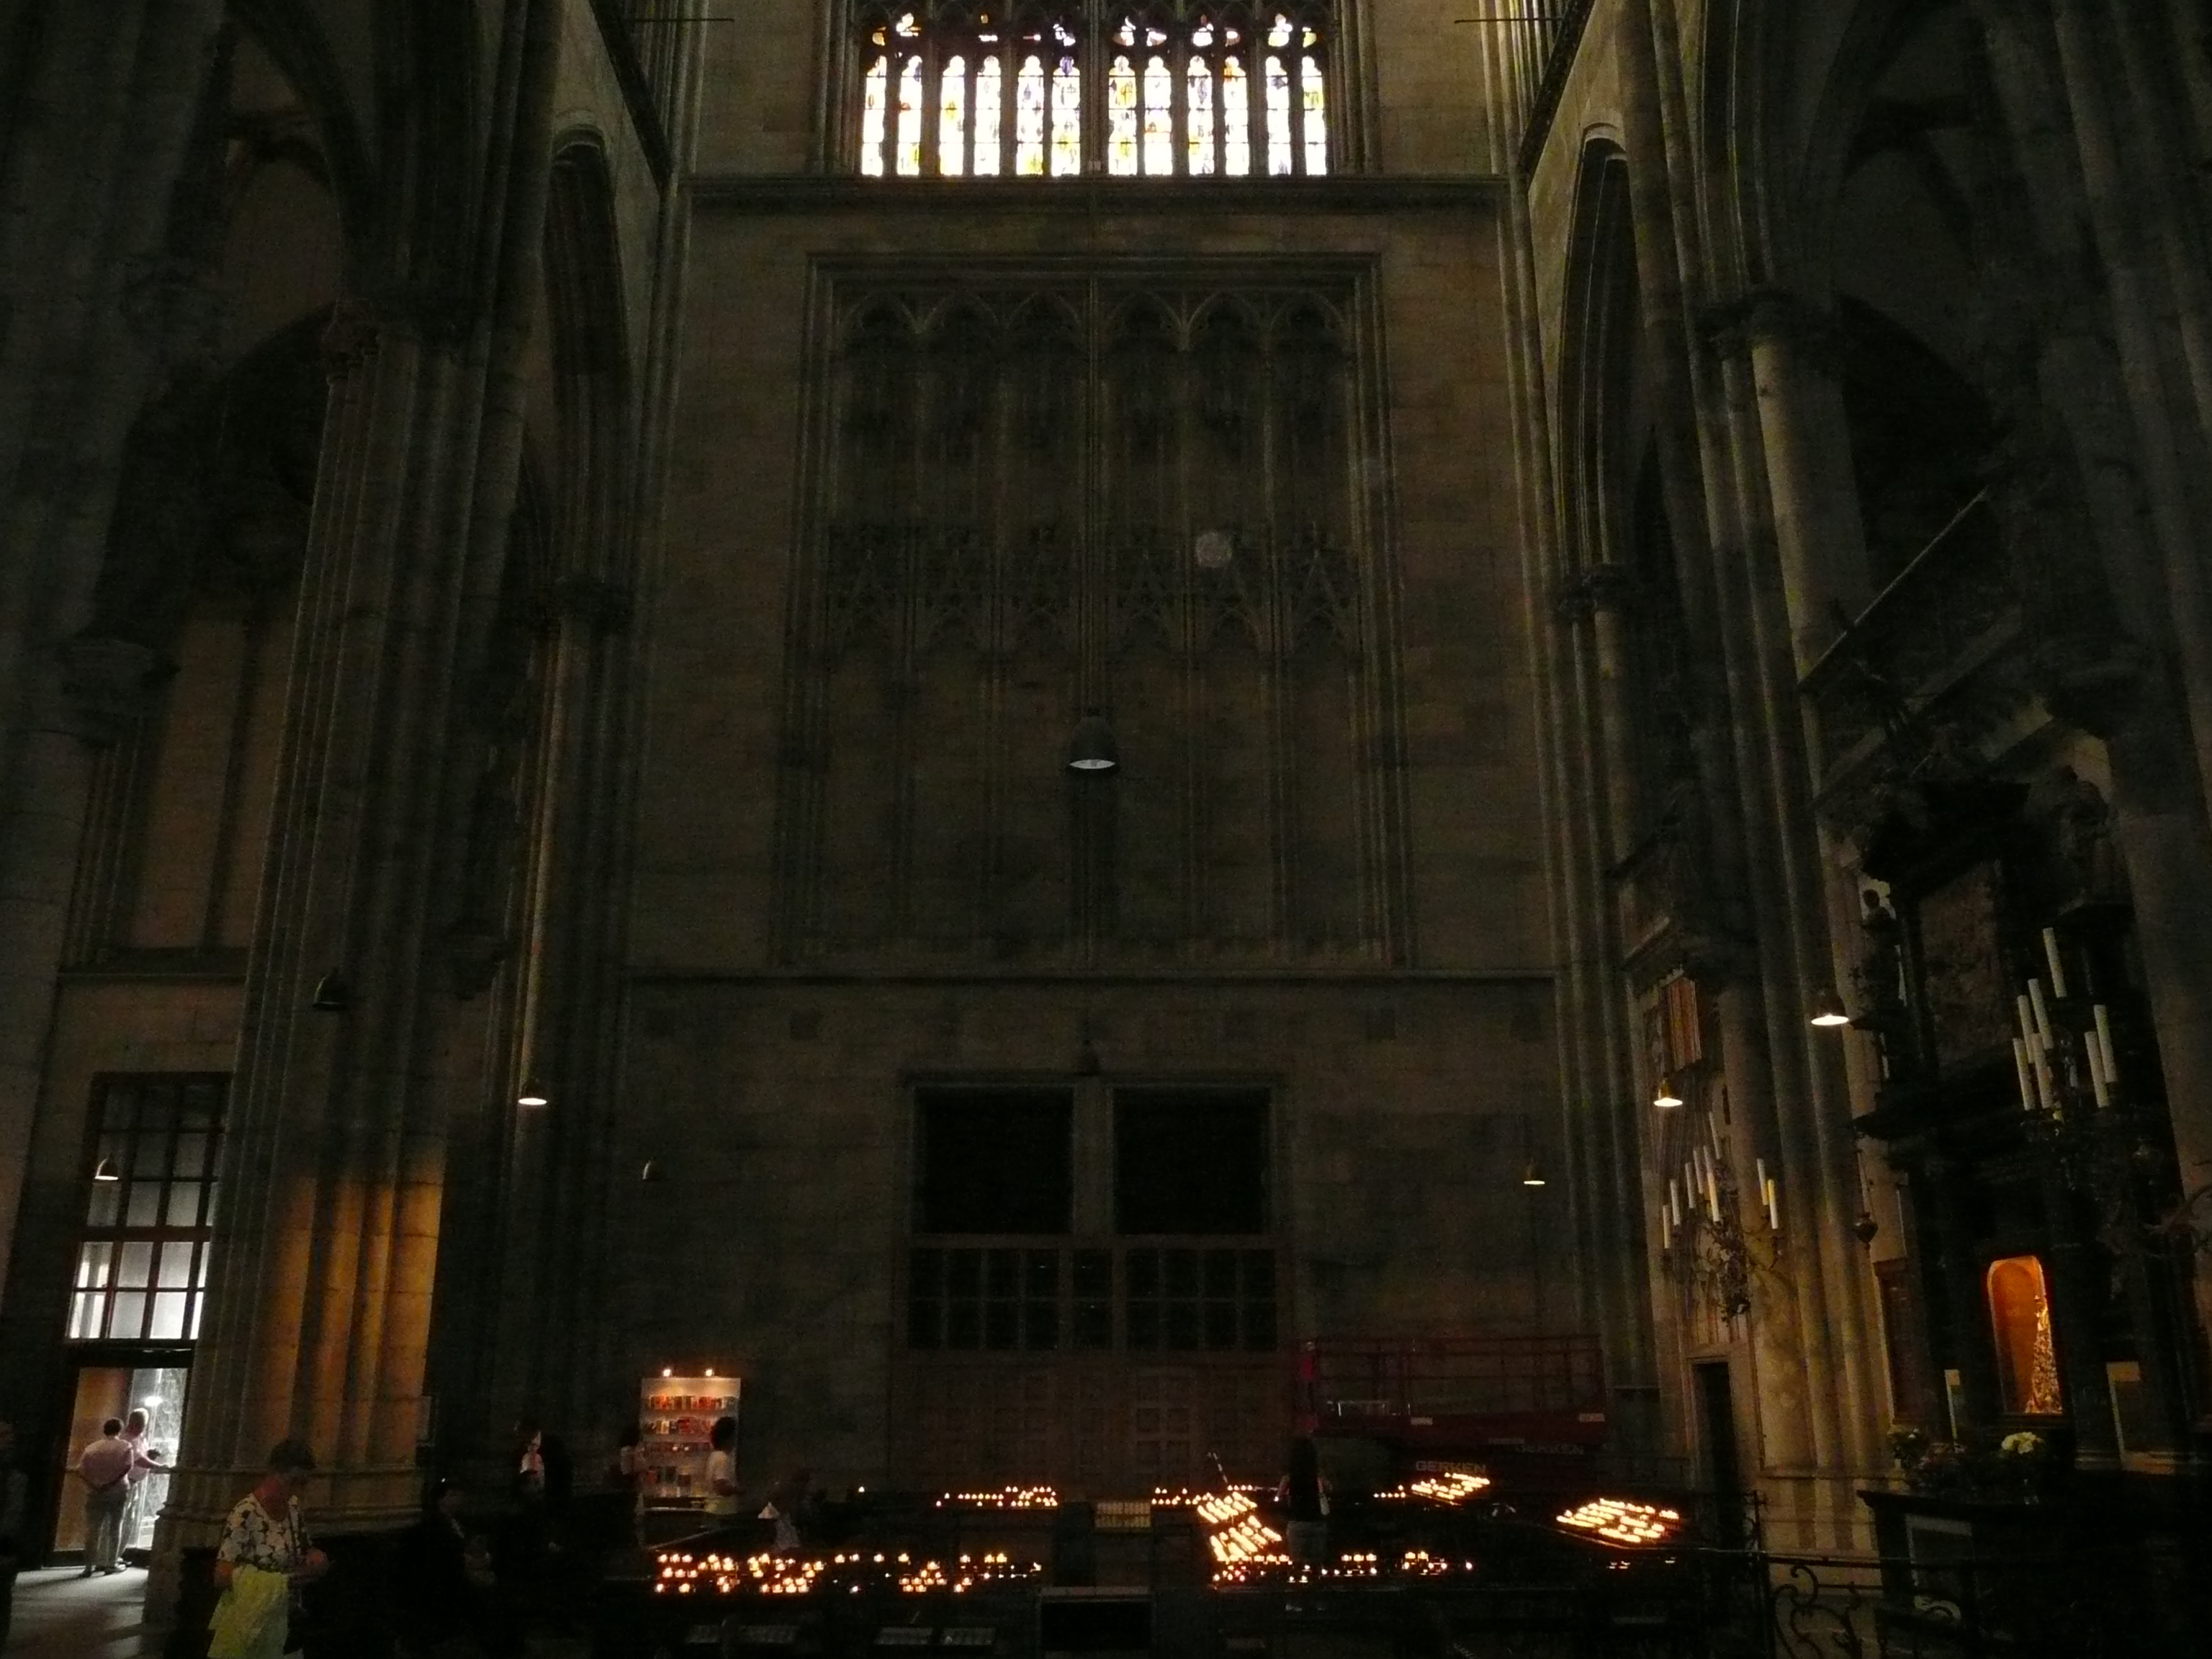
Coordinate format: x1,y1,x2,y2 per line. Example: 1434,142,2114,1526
778,274,1400,964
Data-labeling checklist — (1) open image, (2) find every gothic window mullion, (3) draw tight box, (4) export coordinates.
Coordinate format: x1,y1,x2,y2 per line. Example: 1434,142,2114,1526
1258,323,1296,952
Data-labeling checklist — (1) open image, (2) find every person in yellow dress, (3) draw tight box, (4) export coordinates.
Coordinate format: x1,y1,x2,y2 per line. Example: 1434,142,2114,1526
210,1439,328,1659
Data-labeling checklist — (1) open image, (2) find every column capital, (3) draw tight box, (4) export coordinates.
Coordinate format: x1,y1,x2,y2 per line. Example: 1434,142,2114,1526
1704,287,1840,367
1552,562,1639,625
536,576,635,632
320,289,477,376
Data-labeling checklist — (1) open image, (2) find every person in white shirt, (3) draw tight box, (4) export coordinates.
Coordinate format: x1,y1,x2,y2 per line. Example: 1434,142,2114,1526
703,1416,739,1521
119,1408,163,1559
76,1419,151,1575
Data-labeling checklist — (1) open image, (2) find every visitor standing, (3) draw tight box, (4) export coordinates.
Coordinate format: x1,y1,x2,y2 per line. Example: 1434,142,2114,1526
1277,1436,1329,1564
76,1418,148,1575
119,1406,164,1563
703,1416,739,1524
210,1439,328,1659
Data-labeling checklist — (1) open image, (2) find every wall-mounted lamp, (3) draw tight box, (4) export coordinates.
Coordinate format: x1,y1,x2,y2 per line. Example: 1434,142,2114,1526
517,1083,549,1108
1520,1159,1547,1188
1066,709,1118,774
310,971,351,1012
1808,986,1852,1028
92,1156,121,1183
640,1160,662,1183
1653,1076,1683,1110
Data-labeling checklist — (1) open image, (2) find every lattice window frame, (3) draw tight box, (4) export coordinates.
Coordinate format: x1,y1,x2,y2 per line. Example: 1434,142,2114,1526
66,1074,226,1345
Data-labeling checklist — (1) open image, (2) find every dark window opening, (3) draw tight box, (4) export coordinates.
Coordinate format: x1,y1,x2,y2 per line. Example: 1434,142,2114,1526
914,1087,1074,1234
1114,1087,1269,1234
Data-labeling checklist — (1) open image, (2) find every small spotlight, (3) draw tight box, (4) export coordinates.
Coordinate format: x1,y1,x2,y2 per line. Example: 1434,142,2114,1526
310,971,351,1012
1520,1159,1547,1187
1809,986,1852,1028
640,1160,662,1182
1653,1077,1683,1110
518,1083,549,1107
93,1157,121,1183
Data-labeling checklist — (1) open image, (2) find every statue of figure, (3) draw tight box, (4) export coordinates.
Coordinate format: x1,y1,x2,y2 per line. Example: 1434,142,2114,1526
1856,888,1906,1021
2049,767,2125,905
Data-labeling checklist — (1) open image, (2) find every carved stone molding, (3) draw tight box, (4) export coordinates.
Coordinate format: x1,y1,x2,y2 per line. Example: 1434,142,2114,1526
55,634,173,743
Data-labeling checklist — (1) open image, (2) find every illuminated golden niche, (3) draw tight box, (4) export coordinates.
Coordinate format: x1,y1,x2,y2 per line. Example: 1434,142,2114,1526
1985,1254,2062,1416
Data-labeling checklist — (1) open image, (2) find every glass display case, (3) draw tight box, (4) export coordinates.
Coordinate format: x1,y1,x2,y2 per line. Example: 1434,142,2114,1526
639,1372,739,1509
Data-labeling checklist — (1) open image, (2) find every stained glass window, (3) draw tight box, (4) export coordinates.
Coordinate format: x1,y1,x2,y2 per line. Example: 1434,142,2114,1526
1142,54,1174,176
1187,55,1215,176
1016,53,1048,175
896,53,925,176
862,55,889,177
1301,53,1326,174
940,55,968,175
974,55,1003,176
1223,57,1251,176
1264,55,1292,176
1051,53,1082,176
1110,54,1140,176
851,7,1330,180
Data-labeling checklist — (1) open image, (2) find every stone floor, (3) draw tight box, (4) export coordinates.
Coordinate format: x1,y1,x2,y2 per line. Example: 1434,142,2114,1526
7,1565,596,1658
9,1565,158,1656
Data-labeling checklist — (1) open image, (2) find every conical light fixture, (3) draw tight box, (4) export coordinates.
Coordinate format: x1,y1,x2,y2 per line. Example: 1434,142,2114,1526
1653,1075,1684,1110
93,1156,121,1182
517,1082,549,1107
1066,709,1118,773
1808,986,1852,1028
310,971,351,1012
1520,1159,1547,1187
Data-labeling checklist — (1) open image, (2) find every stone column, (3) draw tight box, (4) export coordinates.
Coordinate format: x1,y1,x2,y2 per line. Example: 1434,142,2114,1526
153,302,487,1570
1731,291,1873,683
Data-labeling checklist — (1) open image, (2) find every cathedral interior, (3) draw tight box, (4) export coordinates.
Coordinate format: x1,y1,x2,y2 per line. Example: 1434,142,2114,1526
1,1,2210,1654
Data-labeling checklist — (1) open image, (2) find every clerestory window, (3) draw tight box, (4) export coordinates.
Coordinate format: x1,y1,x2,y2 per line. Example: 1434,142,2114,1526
855,5,1333,179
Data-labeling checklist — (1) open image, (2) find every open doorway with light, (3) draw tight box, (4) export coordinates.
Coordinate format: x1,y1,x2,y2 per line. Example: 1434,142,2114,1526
53,1357,191,1563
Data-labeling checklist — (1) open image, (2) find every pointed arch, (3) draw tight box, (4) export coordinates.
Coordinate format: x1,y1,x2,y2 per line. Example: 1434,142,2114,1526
543,135,634,585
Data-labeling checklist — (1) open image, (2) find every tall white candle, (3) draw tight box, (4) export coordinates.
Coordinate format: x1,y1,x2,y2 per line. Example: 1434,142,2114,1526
2041,927,2069,999
2011,1038,2036,1112
2086,1032,2112,1109
2093,1004,2118,1085
1763,1176,1780,1233
2028,979,2053,1048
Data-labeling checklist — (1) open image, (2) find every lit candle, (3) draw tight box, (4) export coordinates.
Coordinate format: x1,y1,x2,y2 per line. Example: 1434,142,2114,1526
1764,1175,1779,1233
2041,928,2068,999
1755,1157,1768,1199
2093,1004,2118,1085
2011,1037,2036,1112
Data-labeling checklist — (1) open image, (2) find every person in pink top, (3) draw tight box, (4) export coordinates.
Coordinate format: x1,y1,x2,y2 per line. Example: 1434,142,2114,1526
76,1419,153,1575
